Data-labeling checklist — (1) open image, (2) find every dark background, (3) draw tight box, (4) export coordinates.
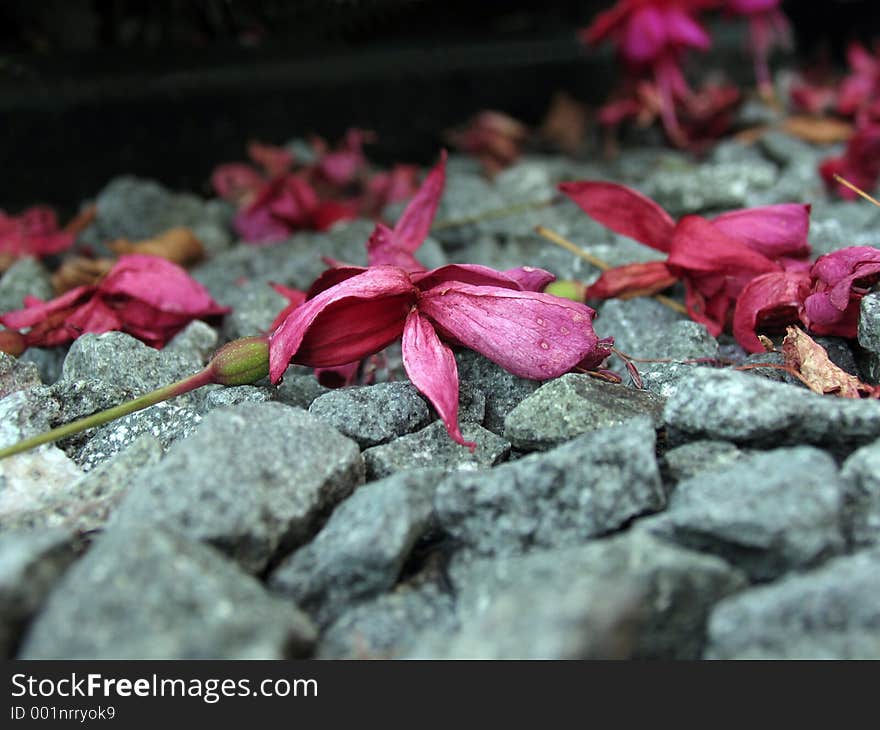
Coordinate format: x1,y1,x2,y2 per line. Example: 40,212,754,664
1,0,877,215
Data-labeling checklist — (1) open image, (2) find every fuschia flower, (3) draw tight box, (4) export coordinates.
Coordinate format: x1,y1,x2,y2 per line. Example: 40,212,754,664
582,0,716,144
560,180,812,347
732,269,812,352
801,247,880,338
0,206,75,262
268,265,604,448
819,121,880,200
0,254,228,352
837,42,880,121
362,165,421,218
311,128,375,189
725,0,791,91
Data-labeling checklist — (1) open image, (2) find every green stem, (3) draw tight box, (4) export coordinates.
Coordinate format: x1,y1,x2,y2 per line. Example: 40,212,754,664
0,368,214,460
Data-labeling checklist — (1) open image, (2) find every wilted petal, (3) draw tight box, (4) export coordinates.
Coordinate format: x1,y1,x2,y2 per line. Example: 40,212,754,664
0,285,95,330
418,283,599,380
711,203,811,259
211,163,264,203
732,270,811,353
663,6,711,51
668,215,779,276
391,150,447,254
247,141,294,178
98,255,229,318
623,6,668,63
810,246,880,310
305,265,369,299
366,222,424,272
558,181,676,252
412,264,544,292
268,266,417,381
501,266,556,291
585,260,677,299
233,205,290,243
401,308,474,449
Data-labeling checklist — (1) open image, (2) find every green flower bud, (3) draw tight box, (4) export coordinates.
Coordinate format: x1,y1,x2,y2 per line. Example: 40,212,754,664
544,280,587,302
208,336,270,386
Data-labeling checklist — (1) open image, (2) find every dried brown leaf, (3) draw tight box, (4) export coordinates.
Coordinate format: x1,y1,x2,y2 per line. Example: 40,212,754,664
781,326,874,398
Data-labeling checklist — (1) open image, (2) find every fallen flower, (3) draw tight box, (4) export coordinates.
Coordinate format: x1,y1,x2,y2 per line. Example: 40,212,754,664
725,0,791,94
819,121,880,201
0,206,75,270
731,269,811,352
837,42,880,121
447,110,530,177
1,254,228,352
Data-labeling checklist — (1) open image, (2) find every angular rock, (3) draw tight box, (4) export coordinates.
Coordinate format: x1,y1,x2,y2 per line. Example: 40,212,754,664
19,348,65,386
640,446,846,581
19,526,316,659
220,280,288,342
165,319,220,363
706,549,880,659
841,439,880,549
109,402,363,573
272,373,329,410
455,349,541,433
411,532,746,659
308,382,431,449
662,440,744,483
0,529,79,657
0,257,53,314
269,469,444,626
436,418,664,558
0,435,162,533
0,352,41,400
201,384,272,412
664,367,880,455
504,373,665,451
362,421,509,480
858,292,880,384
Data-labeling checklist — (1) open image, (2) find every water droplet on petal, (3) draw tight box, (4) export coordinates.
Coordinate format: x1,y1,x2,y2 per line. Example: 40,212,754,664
536,317,545,326
539,341,550,350
560,326,570,335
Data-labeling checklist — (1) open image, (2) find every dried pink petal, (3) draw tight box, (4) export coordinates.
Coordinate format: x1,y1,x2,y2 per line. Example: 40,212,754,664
732,270,811,353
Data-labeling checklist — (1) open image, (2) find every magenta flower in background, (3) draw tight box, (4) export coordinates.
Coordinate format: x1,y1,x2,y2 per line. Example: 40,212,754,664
0,206,75,262
582,0,716,145
726,0,791,92
819,121,880,201
0,254,228,352
837,42,880,121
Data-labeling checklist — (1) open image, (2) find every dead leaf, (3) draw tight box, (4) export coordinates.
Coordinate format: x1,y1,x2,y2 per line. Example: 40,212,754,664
108,227,204,267
52,257,114,294
538,91,589,154
781,115,854,145
781,325,877,398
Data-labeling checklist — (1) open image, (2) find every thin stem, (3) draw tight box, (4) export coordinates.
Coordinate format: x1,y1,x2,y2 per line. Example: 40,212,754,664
833,174,880,208
534,225,689,315
432,198,557,232
0,368,214,460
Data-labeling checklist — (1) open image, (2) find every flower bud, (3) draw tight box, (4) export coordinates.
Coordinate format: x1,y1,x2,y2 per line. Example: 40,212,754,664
208,336,269,386
544,280,587,302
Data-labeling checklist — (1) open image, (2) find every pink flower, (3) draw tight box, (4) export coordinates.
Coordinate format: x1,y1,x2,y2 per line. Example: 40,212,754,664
819,121,880,201
725,0,791,90
1,254,228,351
447,111,530,177
0,206,75,261
837,42,880,121
269,265,603,448
362,165,421,218
732,269,812,353
582,0,716,145
559,180,812,349
801,247,880,338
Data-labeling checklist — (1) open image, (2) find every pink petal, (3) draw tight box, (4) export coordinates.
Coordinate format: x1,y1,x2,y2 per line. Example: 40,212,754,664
412,264,543,292
268,266,418,381
623,6,668,63
0,285,96,329
801,290,861,338
711,203,812,259
390,150,447,253
315,361,361,388
98,255,229,318
418,283,599,380
585,260,678,299
732,270,811,353
311,200,359,232
662,7,711,51
501,266,556,292
811,246,880,309
401,309,474,450
305,265,369,299
66,295,125,337
558,180,676,252
211,163,264,202
233,205,291,243
366,222,425,272
247,141,294,178
668,215,779,277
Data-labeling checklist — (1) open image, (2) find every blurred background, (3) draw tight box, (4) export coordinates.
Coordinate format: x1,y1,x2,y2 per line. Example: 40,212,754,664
1,0,878,215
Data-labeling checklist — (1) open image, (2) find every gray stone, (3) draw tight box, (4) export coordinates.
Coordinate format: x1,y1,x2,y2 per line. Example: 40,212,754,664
165,319,219,363
664,367,880,455
858,292,880,384
662,440,744,482
80,176,232,254
308,382,431,449
640,446,846,581
414,532,746,659
0,257,53,314
642,160,778,216
272,373,329,410
317,577,457,659
457,381,486,424
841,439,880,549
0,435,161,534
0,352,40,400
201,384,272,412
269,469,444,626
0,529,79,657
436,418,664,559
758,131,822,168
807,201,880,257
18,347,65,385
109,402,363,573
503,373,665,451
19,526,316,659
362,421,509,480
706,549,880,659
455,349,541,433
220,280,288,342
